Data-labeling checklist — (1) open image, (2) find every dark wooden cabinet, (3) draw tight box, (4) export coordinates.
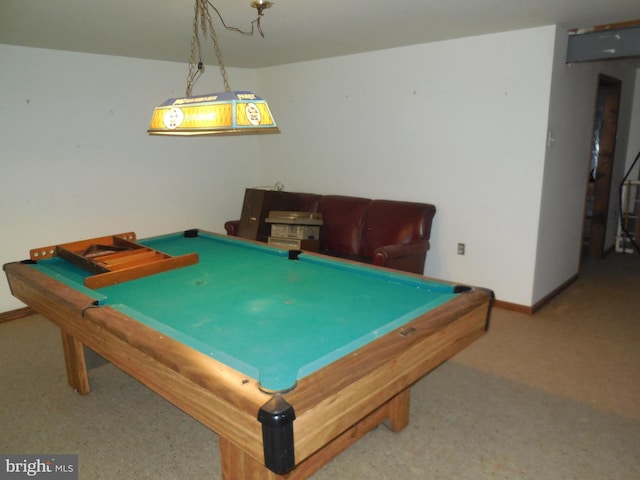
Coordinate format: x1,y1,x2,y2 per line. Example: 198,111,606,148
238,189,308,242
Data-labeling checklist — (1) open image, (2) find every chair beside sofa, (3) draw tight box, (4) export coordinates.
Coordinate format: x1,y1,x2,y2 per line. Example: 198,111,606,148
224,189,436,274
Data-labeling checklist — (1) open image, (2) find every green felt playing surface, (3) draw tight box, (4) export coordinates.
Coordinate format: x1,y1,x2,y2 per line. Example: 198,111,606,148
33,231,457,392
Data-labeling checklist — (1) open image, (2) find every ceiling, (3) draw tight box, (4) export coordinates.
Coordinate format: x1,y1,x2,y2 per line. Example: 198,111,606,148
1,0,639,69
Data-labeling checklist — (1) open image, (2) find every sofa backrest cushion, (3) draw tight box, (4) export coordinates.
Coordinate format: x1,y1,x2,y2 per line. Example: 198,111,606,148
317,195,371,256
359,200,436,259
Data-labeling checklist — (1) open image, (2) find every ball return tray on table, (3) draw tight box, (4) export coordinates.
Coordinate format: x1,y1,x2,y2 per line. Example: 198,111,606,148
28,232,199,289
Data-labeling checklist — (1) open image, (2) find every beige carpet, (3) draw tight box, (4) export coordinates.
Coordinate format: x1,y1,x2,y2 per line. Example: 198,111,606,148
1,253,639,479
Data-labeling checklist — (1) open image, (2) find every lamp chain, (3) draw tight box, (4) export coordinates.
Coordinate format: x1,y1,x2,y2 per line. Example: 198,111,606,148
187,0,231,96
186,3,201,96
202,1,231,93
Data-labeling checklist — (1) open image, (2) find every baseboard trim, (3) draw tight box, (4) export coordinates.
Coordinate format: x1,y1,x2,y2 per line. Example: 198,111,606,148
493,300,534,315
0,307,35,323
493,272,580,315
530,273,579,313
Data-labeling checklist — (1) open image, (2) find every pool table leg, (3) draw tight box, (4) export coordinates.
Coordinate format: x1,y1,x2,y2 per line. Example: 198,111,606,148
219,436,279,480
386,387,410,432
60,329,91,395
217,388,412,480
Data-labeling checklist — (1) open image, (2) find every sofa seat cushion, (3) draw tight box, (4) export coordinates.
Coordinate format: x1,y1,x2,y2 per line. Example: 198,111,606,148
317,195,371,256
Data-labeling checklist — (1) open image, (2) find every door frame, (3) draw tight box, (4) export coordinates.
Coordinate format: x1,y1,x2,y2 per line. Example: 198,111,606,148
583,74,622,259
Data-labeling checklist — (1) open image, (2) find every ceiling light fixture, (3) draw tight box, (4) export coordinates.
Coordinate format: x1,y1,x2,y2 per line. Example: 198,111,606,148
148,0,279,136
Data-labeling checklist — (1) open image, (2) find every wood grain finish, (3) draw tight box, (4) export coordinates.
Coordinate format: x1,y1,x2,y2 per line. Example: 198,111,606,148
4,259,491,480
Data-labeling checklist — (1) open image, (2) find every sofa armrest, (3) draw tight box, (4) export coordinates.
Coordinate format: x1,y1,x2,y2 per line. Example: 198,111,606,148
224,220,240,236
373,239,430,274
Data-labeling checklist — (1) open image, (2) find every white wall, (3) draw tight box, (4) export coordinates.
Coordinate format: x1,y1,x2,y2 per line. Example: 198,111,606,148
2,27,638,313
256,26,558,306
599,67,637,255
533,27,637,304
0,45,262,311
625,71,640,180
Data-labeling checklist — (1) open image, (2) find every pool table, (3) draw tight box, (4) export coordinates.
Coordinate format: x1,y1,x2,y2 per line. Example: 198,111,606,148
4,229,493,479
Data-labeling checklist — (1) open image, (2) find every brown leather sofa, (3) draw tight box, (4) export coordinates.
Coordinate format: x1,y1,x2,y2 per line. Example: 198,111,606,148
224,190,436,274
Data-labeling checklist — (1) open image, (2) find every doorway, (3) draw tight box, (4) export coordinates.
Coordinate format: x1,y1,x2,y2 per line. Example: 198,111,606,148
582,75,622,259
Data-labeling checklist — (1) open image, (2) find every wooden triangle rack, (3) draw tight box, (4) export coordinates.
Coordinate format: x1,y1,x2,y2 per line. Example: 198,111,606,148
29,232,198,289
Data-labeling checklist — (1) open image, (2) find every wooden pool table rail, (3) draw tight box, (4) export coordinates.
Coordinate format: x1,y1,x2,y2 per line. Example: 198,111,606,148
4,256,491,480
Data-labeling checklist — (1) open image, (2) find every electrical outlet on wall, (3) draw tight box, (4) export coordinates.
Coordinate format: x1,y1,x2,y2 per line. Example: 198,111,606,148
457,243,465,255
